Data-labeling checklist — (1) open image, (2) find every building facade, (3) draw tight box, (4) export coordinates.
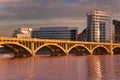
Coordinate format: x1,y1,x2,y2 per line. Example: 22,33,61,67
86,11,112,42
13,28,32,38
113,20,120,43
32,26,78,41
78,29,86,41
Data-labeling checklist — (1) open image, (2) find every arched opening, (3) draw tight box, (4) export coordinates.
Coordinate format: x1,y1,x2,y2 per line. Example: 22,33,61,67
113,47,120,54
35,45,66,56
0,43,32,58
93,47,109,55
0,45,14,58
69,46,90,55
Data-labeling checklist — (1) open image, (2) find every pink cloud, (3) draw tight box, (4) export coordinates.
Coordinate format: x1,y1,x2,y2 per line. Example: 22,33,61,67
0,0,119,21
0,0,21,4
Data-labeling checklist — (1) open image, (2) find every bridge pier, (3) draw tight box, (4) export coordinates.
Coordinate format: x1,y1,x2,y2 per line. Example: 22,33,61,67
89,50,93,55
89,45,93,55
65,50,69,56
31,42,36,57
31,52,36,57
110,40,114,55
110,48,114,55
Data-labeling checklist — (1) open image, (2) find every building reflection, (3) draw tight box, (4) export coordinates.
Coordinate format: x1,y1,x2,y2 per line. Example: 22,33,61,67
87,55,118,80
87,56,102,80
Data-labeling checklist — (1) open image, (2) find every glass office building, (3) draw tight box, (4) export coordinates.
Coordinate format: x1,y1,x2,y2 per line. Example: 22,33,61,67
32,26,78,41
113,20,120,43
86,11,112,42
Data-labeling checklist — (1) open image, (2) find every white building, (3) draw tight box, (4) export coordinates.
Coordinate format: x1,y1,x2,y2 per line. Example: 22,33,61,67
86,11,112,42
13,28,32,38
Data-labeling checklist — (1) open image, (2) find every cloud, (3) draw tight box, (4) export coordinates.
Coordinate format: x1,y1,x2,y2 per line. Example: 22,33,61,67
0,0,120,36
0,0,22,5
0,0,120,23
0,0,119,27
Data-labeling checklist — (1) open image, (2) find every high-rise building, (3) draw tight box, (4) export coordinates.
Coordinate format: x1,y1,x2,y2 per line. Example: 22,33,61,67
86,11,112,42
113,20,120,43
32,26,78,41
13,28,32,38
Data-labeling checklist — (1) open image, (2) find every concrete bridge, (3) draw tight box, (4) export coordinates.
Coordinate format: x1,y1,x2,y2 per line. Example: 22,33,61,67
0,37,120,57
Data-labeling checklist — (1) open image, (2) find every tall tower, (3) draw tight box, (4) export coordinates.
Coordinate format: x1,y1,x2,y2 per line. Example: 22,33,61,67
86,11,112,42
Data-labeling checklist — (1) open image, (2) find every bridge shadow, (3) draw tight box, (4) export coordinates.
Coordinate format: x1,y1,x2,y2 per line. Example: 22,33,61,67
93,47,109,55
0,46,14,58
69,46,90,56
0,44,32,58
36,45,66,56
113,47,120,55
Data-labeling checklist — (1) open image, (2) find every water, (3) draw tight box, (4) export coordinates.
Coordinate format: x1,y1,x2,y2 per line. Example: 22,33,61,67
0,55,120,80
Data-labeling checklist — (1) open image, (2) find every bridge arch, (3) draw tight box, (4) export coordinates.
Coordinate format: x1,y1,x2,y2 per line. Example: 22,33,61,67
113,46,120,54
0,42,32,57
35,43,66,56
92,45,110,55
68,44,90,55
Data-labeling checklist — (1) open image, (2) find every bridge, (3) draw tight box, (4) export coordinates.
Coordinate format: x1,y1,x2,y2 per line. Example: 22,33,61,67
0,37,120,57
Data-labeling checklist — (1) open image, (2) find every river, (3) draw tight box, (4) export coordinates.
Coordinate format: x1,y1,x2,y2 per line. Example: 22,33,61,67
0,55,120,80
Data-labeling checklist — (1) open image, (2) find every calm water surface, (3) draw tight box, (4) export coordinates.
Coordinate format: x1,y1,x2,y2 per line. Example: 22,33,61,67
0,55,120,80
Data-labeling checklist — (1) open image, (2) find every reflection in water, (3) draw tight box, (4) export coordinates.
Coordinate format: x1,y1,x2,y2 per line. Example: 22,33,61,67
87,56,102,80
0,55,120,80
96,59,102,79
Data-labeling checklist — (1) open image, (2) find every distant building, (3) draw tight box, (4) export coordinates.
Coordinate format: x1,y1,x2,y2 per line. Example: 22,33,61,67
78,29,86,41
13,28,32,38
86,11,112,42
32,26,78,41
113,20,120,43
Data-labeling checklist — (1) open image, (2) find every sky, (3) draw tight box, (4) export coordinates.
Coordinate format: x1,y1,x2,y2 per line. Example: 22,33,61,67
0,0,120,36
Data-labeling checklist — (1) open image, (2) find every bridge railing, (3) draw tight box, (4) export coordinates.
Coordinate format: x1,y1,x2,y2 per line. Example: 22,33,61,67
0,36,117,44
